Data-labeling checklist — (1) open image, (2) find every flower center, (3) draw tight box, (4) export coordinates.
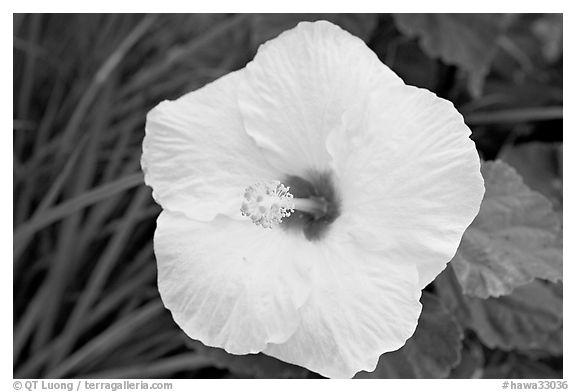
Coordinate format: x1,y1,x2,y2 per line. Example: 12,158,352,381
240,180,329,229
281,172,341,241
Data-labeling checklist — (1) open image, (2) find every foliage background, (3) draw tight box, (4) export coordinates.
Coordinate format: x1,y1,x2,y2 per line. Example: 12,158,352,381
13,13,563,378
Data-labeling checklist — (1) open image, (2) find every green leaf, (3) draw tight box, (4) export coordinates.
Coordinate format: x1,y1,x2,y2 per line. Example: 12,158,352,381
500,142,563,211
392,14,510,96
451,160,562,298
250,13,378,50
189,341,310,378
356,292,463,378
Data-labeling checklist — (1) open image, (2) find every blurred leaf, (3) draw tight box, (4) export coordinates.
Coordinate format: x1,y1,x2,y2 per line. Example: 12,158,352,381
491,14,544,79
387,40,440,91
448,339,484,379
464,107,562,126
392,13,510,96
483,353,562,379
189,340,310,378
486,14,562,108
466,280,562,351
533,14,563,63
541,324,563,356
520,325,563,359
250,13,378,50
357,292,462,378
451,160,562,298
500,142,563,211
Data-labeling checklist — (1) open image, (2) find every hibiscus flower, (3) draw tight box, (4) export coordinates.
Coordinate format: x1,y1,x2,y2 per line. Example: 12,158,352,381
141,20,484,378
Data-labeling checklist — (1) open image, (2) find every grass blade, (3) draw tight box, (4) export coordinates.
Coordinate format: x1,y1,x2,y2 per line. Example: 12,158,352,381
465,106,563,125
13,172,144,260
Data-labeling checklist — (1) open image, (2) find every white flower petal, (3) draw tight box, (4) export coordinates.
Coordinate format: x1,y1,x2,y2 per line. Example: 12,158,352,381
155,211,315,354
328,85,484,289
238,20,403,176
142,71,277,221
263,236,422,379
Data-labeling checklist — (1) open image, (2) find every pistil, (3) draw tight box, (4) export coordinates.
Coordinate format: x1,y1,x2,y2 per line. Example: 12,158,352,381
293,196,328,218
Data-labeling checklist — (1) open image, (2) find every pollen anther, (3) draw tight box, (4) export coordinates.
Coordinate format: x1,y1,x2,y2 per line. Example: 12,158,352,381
240,181,295,229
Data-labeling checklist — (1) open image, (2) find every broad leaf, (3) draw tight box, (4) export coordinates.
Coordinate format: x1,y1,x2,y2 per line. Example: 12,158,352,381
465,280,562,351
483,353,562,379
392,14,510,96
451,160,562,298
448,339,484,379
500,142,563,211
250,13,378,50
356,292,462,378
520,325,563,359
435,267,562,354
517,282,563,359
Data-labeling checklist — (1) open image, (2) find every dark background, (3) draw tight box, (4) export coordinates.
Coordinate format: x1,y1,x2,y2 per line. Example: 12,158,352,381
13,14,563,378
